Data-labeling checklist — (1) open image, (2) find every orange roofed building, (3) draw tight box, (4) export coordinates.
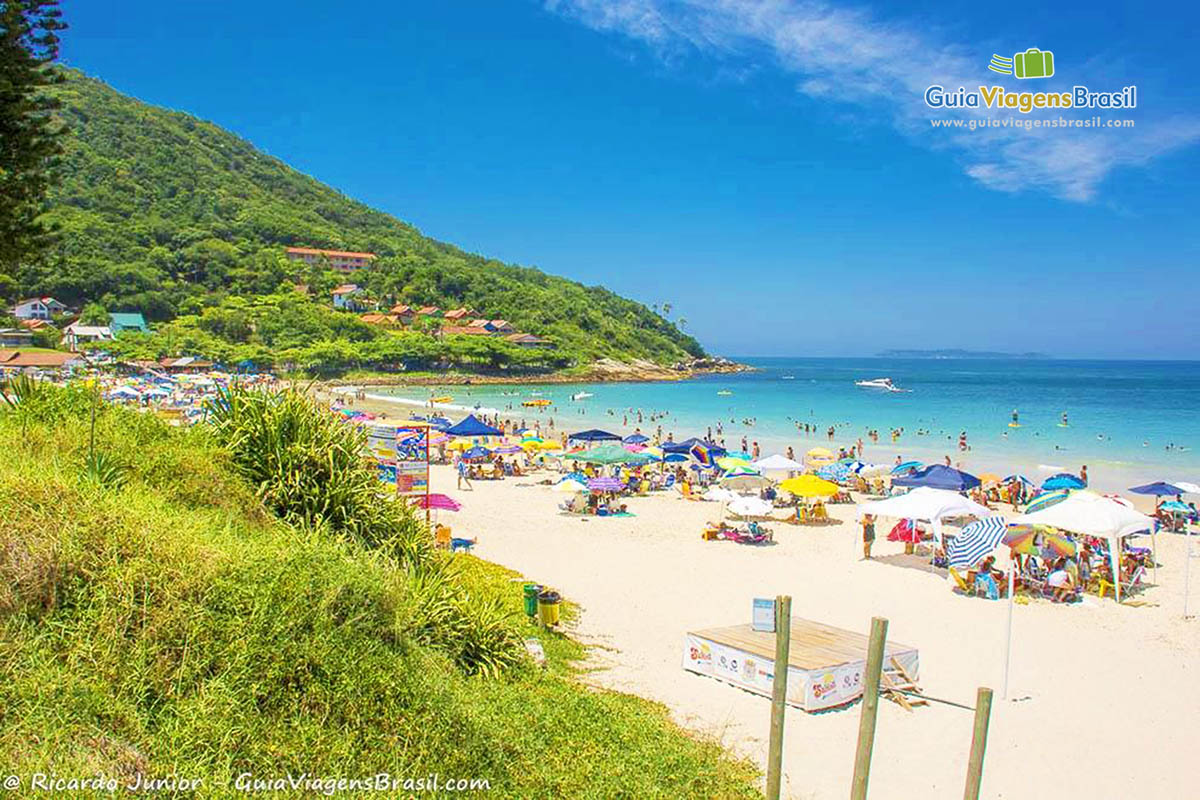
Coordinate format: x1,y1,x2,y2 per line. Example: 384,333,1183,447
286,247,377,274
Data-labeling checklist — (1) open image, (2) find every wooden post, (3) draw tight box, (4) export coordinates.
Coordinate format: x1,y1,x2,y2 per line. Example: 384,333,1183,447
850,616,888,800
766,595,792,800
963,687,994,800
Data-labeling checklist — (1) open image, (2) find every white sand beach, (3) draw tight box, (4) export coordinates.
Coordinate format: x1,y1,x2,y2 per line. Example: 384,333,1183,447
439,464,1198,799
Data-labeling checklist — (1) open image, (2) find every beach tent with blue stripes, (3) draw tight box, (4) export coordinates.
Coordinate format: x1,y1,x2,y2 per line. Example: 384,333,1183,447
947,516,1010,569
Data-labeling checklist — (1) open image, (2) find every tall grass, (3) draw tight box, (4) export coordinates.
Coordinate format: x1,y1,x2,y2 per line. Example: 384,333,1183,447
0,384,759,797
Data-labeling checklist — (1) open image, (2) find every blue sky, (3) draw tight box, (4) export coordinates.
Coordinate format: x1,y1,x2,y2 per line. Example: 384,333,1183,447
63,1,1200,359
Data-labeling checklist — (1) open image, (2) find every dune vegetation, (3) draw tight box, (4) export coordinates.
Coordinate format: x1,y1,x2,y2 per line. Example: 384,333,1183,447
0,380,757,797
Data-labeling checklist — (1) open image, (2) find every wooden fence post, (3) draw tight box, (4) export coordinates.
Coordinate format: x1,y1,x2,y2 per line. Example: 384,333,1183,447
963,687,993,800
850,616,888,800
766,595,792,800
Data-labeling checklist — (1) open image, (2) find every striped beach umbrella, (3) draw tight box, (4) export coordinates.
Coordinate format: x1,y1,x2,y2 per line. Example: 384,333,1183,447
1004,524,1076,558
1024,489,1069,514
947,516,1009,569
587,476,624,492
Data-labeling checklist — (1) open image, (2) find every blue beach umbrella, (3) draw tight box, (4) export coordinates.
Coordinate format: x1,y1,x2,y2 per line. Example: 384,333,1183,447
1129,481,1184,497
891,460,923,476
892,464,981,491
1159,500,1192,514
569,429,622,442
1042,473,1086,491
948,516,1010,570
623,433,650,444
463,446,492,460
1004,474,1034,486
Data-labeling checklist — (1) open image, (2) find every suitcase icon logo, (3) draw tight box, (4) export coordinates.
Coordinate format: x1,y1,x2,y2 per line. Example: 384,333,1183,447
988,48,1055,79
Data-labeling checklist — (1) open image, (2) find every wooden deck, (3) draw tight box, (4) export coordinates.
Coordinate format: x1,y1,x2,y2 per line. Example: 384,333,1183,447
689,618,915,671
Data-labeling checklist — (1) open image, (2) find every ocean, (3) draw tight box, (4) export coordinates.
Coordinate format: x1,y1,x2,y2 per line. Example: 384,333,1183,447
364,357,1200,492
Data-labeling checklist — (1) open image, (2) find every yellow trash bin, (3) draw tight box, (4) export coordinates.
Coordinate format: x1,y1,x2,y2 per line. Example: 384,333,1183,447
537,590,561,627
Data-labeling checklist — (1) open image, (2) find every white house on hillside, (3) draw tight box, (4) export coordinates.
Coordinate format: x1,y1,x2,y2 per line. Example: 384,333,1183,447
61,323,114,352
11,297,67,320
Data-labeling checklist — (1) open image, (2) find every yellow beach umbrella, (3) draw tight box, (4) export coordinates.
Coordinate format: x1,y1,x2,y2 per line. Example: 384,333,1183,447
978,472,1002,485
805,447,836,465
447,439,476,451
536,440,563,450
780,475,839,498
716,455,752,471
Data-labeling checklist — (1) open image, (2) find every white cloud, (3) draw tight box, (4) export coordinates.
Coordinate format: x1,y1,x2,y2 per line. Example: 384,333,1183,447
546,0,1200,201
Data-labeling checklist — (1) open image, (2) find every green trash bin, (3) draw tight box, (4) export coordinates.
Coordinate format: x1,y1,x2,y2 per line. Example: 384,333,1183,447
523,583,541,619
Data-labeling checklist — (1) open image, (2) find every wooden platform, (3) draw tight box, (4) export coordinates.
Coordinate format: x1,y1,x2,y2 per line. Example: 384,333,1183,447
683,617,920,712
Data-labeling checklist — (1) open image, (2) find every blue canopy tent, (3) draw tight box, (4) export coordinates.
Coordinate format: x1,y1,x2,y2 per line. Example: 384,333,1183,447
445,414,502,437
1129,481,1184,497
568,429,622,442
1041,472,1086,491
892,464,981,491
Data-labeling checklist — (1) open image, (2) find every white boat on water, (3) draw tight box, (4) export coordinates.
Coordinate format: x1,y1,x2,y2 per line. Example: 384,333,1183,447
854,377,907,392
571,391,593,400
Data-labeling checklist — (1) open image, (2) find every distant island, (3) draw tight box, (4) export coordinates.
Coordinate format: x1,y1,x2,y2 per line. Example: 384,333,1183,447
877,349,1050,359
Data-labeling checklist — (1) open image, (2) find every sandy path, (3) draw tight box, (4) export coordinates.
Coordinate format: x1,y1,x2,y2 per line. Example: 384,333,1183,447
438,465,1199,799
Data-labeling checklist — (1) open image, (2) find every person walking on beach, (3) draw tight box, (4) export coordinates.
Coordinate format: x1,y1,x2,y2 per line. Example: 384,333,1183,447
1080,465,1088,486
861,514,876,560
752,441,760,459
456,457,472,490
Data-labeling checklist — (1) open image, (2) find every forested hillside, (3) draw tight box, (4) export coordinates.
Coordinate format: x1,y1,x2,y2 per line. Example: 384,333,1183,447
15,69,704,370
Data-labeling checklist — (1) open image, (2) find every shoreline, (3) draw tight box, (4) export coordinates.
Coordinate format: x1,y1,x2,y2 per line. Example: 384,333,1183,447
320,383,1190,495
320,359,754,387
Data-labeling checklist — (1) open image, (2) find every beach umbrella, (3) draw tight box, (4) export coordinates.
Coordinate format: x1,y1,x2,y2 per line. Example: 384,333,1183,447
569,429,621,442
577,444,654,465
553,479,588,493
719,473,772,492
1041,472,1085,491
893,464,981,491
977,472,1002,485
947,516,1010,569
623,433,650,444
854,463,890,478
1003,525,1076,558
463,446,491,461
891,460,923,476
1024,489,1069,514
1004,474,1034,486
754,454,805,473
1128,481,1184,497
411,493,462,512
535,440,563,451
703,486,739,503
716,455,753,471
493,444,523,454
806,447,836,466
816,463,850,482
779,475,838,498
1171,481,1200,494
727,496,774,518
1159,500,1192,514
587,476,624,492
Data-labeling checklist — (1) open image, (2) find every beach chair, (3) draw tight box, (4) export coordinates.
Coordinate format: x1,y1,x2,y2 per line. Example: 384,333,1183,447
1097,565,1146,599
434,524,452,550
949,568,971,594
974,572,1000,600
663,474,676,490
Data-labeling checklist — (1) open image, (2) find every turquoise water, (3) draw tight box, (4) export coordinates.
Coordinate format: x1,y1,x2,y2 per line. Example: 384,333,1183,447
369,357,1200,491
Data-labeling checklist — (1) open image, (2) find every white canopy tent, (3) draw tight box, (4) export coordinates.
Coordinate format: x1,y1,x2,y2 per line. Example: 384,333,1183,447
856,487,992,552
1014,490,1155,602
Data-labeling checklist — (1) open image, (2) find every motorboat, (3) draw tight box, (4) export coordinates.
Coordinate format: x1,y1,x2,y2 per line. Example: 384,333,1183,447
854,377,907,392
571,391,594,400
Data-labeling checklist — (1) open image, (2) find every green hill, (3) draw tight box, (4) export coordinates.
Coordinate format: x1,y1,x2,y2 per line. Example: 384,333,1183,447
16,69,703,371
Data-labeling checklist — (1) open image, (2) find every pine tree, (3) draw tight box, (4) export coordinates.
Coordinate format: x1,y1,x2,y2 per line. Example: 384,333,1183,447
0,0,67,290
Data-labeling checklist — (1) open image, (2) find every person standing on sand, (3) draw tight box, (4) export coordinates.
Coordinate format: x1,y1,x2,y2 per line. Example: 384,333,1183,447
752,441,760,459
786,446,795,461
861,514,876,559
1080,465,1088,486
457,457,472,491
